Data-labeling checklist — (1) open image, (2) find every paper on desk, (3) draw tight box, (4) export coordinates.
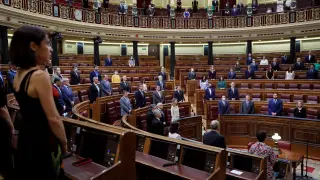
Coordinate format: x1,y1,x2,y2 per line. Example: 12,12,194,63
230,170,243,175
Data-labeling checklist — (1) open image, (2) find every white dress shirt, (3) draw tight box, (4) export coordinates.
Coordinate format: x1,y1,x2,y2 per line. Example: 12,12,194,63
260,59,269,65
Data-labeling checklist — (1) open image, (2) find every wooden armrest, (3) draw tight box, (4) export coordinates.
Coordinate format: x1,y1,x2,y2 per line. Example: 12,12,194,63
207,167,220,180
254,170,264,180
92,161,121,180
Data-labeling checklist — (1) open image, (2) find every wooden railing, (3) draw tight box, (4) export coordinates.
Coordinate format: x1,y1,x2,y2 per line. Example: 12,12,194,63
3,0,320,29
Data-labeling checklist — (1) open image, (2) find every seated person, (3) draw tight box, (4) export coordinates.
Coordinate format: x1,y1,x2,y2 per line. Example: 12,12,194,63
146,4,155,16
173,85,185,102
183,9,190,19
217,76,226,89
249,132,277,180
266,65,274,80
203,120,226,148
218,96,229,114
246,53,253,65
245,65,255,79
306,64,318,79
120,75,130,92
227,68,236,79
294,100,306,118
240,95,255,114
188,68,196,80
128,56,135,67
234,61,241,72
111,70,121,83
294,58,304,70
268,93,283,116
168,121,182,139
271,58,280,71
260,56,269,65
227,82,239,100
250,59,258,71
204,84,215,100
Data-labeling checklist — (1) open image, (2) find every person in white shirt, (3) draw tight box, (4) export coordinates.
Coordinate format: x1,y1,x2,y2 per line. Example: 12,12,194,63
168,121,182,139
260,56,269,65
285,66,295,80
171,98,180,122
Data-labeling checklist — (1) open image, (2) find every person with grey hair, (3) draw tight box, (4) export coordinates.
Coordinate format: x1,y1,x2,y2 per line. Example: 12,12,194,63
149,108,164,135
101,74,112,96
60,78,74,113
156,75,165,90
51,67,63,84
153,85,164,104
156,103,165,125
120,90,132,117
147,104,157,132
203,120,226,148
89,77,102,103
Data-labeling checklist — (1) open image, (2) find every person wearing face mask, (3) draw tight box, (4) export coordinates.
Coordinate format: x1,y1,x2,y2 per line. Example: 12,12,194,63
246,53,253,65
294,58,304,71
120,75,130,93
227,82,239,100
268,93,283,116
89,65,101,83
227,68,236,79
70,66,80,85
240,95,255,114
204,84,215,100
250,59,259,72
218,96,229,114
208,65,216,80
188,68,196,80
271,58,280,71
306,64,318,79
260,56,269,65
135,84,146,108
112,70,121,83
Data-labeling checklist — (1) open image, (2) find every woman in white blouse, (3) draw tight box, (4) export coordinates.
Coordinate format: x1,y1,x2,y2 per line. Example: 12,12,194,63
171,98,180,122
128,56,135,67
285,66,295,80
168,121,182,139
260,56,269,65
199,76,208,90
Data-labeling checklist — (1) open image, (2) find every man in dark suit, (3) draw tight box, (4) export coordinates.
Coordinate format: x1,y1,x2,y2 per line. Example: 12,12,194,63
203,120,226,149
188,68,196,80
89,77,102,103
212,0,219,12
70,66,81,85
192,0,198,13
152,85,164,104
135,84,146,108
246,53,253,65
271,58,280,71
294,58,304,70
173,85,185,102
120,90,132,117
306,64,318,79
118,3,126,14
227,82,239,100
228,68,236,79
6,62,16,94
281,53,288,64
158,67,167,81
120,75,131,93
305,51,316,63
268,93,283,116
240,95,255,114
167,3,171,17
89,65,102,83
231,5,238,16
250,59,258,72
60,78,74,113
204,84,215,100
101,74,112,96
52,78,65,115
218,96,229,114
104,54,112,66
149,109,164,136
156,76,165,91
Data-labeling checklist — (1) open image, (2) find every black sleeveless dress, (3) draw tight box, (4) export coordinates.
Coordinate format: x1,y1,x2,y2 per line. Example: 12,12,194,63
14,70,63,180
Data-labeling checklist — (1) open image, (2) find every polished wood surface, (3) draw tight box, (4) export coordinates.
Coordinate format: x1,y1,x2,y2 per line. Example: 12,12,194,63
226,168,261,180
279,150,304,163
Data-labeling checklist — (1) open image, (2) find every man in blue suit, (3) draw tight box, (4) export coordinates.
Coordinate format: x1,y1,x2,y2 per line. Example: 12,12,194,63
294,58,304,71
218,96,229,114
156,76,166,90
158,67,167,81
246,53,253,65
228,68,236,79
101,74,112,96
281,53,288,64
60,78,74,113
268,93,283,116
231,5,238,16
306,64,318,79
90,65,102,83
104,54,112,66
250,59,258,71
120,90,132,117
6,62,17,94
204,84,215,100
305,51,316,63
227,82,239,100
53,78,65,115
135,84,146,108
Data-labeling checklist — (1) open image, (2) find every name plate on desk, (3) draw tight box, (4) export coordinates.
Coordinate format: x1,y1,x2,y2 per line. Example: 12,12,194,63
230,170,243,175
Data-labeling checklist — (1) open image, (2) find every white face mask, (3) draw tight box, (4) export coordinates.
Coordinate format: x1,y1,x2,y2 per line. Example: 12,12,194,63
222,97,226,101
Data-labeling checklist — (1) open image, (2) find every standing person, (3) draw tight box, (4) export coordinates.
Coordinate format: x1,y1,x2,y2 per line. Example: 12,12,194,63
70,66,80,85
89,77,102,103
120,75,130,92
245,65,255,79
192,0,198,13
149,109,164,136
128,56,135,67
228,67,236,79
188,68,196,80
203,120,226,148
171,98,180,121
246,53,253,65
111,70,121,83
218,96,229,114
294,101,306,118
10,25,67,180
104,54,112,66
234,61,241,72
152,85,164,104
51,67,63,84
266,65,274,80
285,66,295,80
204,84,215,100
135,84,146,108
52,78,65,116
167,3,171,16
260,56,269,65
227,82,239,100
240,95,255,114
268,93,283,116
200,76,208,90
208,65,216,80
249,132,277,180
315,60,320,71
212,0,219,12
281,53,288,64
183,8,190,19
0,65,4,88
294,58,304,70
306,64,318,79
101,74,112,96
250,59,259,71
271,58,280,71
120,90,132,117
158,67,167,81
89,65,101,83
305,50,316,63
217,76,227,89
177,0,182,12
231,5,238,16
173,85,185,102
60,78,74,114
6,62,17,94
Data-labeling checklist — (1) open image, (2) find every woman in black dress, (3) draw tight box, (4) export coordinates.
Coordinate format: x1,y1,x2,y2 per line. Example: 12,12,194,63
208,65,216,80
294,100,306,118
266,65,274,79
10,26,67,180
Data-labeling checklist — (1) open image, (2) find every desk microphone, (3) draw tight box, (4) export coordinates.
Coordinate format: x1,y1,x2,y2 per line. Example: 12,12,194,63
162,162,177,167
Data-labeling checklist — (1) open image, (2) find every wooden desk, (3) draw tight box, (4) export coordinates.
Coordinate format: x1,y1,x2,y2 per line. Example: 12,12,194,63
136,151,211,180
278,150,304,179
64,155,106,180
226,168,259,180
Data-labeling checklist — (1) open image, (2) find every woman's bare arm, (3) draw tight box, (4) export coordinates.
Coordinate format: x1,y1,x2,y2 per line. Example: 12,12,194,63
33,71,67,151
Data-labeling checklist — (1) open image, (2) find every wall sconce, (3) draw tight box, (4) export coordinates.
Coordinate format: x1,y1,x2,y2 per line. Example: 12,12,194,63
272,133,282,154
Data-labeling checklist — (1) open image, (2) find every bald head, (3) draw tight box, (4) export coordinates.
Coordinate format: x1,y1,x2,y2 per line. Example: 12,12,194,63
210,120,220,130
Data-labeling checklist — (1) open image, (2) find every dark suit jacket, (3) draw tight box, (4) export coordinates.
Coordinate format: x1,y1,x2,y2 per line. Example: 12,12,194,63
245,70,255,79
70,70,81,85
188,72,196,80
135,90,146,108
158,72,167,81
203,131,226,149
250,63,258,71
227,72,236,79
119,4,125,13
6,70,16,94
305,55,316,63
156,80,166,91
246,57,252,65
218,100,229,114
89,71,102,83
104,58,112,66
240,101,255,114
227,88,239,100
192,0,198,8
268,99,283,116
101,80,112,96
60,85,74,112
204,88,215,100
281,56,288,64
89,83,102,103
152,91,164,104
306,69,318,79
271,62,280,71
0,72,4,88
231,8,238,16
294,62,304,70
208,70,216,79
53,85,65,115
174,90,185,102
149,118,164,135
120,81,130,92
